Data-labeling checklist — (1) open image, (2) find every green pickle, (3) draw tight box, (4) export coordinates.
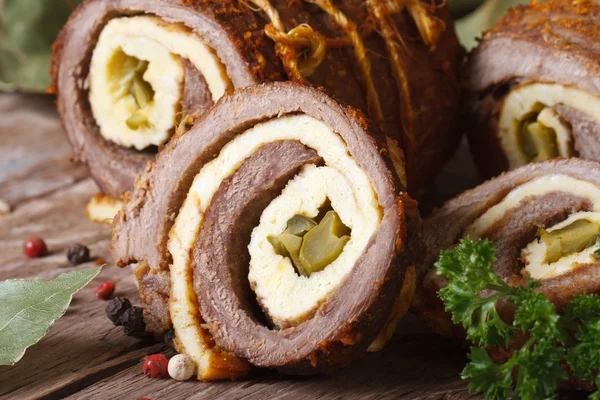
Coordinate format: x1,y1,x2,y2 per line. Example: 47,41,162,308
279,233,309,277
284,215,316,237
131,75,153,108
126,110,150,130
519,113,559,162
539,219,600,264
269,211,350,276
299,211,350,274
267,235,287,257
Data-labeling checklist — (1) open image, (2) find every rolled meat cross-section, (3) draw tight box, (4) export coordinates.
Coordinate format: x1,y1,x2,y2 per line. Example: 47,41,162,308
51,0,462,198
465,0,600,178
412,158,600,341
112,82,418,379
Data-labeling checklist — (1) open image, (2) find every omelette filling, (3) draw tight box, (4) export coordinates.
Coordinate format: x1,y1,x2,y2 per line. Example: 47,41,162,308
463,175,600,281
522,213,600,280
89,16,232,150
167,114,381,378
498,83,600,169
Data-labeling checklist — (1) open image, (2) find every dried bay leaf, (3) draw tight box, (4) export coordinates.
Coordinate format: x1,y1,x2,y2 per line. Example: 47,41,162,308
455,0,530,50
0,0,82,92
0,266,101,365
449,0,486,19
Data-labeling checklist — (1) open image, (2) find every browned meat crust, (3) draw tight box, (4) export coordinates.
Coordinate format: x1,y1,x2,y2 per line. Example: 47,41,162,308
111,82,415,374
464,0,600,178
52,0,462,197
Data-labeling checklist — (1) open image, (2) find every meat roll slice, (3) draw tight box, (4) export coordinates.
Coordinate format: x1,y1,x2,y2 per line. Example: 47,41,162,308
51,0,462,198
465,0,600,178
111,82,418,379
413,158,600,342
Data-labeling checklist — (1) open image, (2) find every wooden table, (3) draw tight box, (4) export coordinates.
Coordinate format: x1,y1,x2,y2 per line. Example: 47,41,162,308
0,92,483,400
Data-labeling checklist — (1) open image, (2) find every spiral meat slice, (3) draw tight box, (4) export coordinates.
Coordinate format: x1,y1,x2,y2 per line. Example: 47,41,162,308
465,0,600,177
89,15,230,150
112,83,415,378
412,158,600,341
52,0,462,198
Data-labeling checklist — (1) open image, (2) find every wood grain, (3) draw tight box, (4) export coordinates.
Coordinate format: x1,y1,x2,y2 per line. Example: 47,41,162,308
0,92,486,399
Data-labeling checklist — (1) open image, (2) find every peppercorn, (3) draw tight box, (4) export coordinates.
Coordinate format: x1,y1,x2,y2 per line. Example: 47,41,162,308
24,237,47,258
122,306,146,337
95,281,115,300
67,243,90,265
168,354,195,381
164,328,175,349
143,354,169,379
106,297,132,326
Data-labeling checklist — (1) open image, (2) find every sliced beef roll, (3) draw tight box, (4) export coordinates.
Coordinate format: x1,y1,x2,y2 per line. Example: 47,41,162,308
111,82,418,379
51,0,462,198
465,0,600,178
412,158,600,341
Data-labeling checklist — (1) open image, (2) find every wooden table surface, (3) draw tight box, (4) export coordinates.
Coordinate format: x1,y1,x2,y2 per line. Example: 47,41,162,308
0,92,485,400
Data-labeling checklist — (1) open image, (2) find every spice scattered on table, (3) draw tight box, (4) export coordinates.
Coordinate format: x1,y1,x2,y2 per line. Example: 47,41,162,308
67,243,90,265
95,280,115,300
122,306,146,337
168,354,195,381
23,236,47,258
106,297,132,325
143,354,169,379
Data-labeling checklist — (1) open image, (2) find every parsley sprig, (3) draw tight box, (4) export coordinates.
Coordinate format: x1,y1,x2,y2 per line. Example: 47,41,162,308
436,238,600,399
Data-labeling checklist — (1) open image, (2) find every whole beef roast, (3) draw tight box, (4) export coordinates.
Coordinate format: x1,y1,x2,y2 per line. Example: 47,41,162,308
51,0,463,198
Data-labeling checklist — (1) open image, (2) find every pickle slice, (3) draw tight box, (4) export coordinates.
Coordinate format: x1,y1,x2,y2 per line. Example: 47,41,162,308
267,235,287,257
299,211,350,274
269,211,350,276
284,215,316,237
131,75,153,108
126,110,150,130
539,219,600,264
279,233,309,277
520,119,559,162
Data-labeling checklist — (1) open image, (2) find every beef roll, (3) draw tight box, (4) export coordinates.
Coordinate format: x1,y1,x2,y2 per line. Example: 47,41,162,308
413,158,600,340
465,0,600,178
51,0,462,198
111,82,419,379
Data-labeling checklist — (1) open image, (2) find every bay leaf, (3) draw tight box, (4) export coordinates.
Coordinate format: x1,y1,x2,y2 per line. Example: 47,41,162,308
0,0,82,92
0,266,101,365
455,0,530,50
448,0,486,19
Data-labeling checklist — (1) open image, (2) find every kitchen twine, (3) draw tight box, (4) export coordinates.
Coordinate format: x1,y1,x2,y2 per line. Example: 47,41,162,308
247,0,447,150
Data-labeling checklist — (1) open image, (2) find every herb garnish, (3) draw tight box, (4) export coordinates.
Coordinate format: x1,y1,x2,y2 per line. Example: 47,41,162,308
437,238,600,399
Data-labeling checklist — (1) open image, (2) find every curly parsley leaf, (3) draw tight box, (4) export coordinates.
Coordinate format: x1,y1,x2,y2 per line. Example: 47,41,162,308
513,340,566,400
462,346,513,400
436,238,600,399
512,284,563,344
437,239,514,347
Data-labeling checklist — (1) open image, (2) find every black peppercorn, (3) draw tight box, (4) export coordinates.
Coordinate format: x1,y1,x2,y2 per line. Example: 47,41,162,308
122,306,146,337
105,297,132,326
67,243,90,265
164,328,175,349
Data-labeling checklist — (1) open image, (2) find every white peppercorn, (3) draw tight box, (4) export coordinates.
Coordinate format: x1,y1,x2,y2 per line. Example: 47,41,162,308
168,354,195,381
